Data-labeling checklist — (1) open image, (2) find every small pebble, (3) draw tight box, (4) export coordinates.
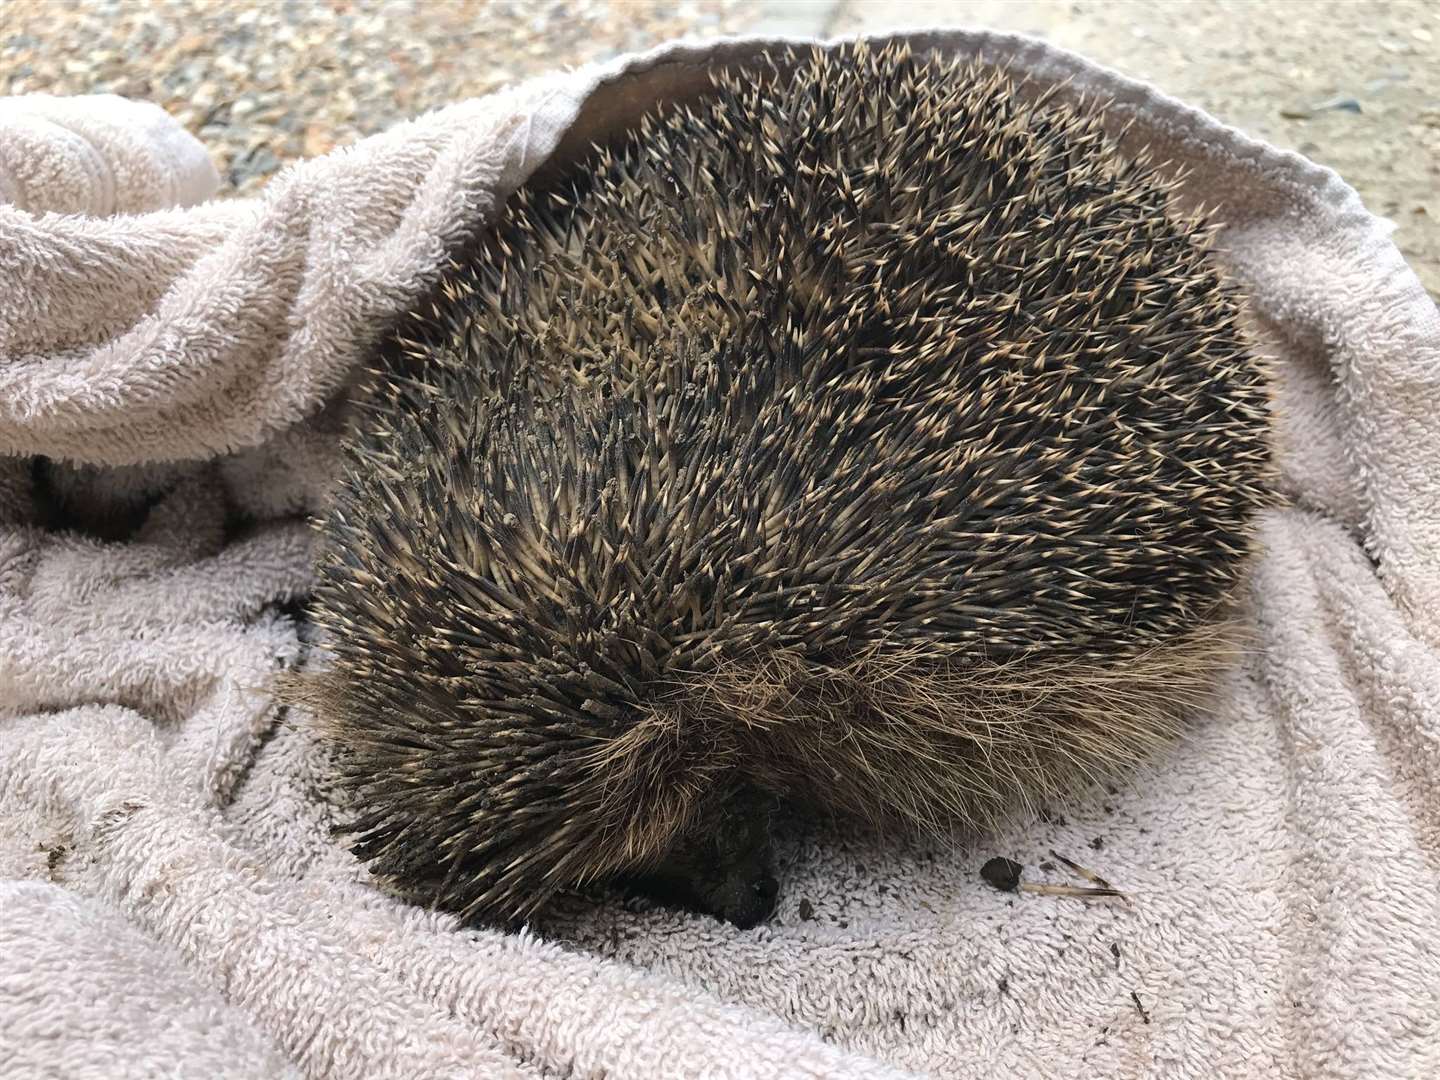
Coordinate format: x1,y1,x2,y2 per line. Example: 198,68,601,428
980,856,1024,893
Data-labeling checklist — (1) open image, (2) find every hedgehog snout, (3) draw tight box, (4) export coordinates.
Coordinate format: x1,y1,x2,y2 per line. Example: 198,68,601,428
718,868,780,931
625,782,781,927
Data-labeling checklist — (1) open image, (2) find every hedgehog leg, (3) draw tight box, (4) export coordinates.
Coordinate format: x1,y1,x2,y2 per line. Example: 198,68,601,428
621,784,780,929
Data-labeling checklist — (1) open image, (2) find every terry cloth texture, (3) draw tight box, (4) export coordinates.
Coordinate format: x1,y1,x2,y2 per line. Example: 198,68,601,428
2,30,1439,1080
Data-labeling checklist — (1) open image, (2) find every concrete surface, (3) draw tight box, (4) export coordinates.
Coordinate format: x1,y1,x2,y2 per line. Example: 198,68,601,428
759,0,1440,303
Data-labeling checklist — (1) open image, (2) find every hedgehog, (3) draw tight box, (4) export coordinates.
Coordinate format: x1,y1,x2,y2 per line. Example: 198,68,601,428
284,40,1274,930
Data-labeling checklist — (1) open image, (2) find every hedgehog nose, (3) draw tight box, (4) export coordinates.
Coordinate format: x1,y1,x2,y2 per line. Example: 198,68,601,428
756,874,779,906
751,873,779,921
726,874,780,930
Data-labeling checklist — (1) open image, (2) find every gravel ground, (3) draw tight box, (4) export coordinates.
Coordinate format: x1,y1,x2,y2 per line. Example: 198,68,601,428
2,0,1435,300
1,0,754,194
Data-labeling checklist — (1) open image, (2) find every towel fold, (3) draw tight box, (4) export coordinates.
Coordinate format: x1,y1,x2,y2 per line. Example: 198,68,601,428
0,92,218,215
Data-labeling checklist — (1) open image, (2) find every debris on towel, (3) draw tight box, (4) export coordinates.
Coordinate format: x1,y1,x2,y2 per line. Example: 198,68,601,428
1048,849,1128,900
980,857,1024,893
980,854,1127,900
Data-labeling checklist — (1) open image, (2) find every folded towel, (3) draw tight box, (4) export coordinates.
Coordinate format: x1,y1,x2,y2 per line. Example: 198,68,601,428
0,92,218,215
2,30,1438,1080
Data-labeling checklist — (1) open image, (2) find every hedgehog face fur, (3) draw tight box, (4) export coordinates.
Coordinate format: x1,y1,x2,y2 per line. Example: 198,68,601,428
290,41,1274,929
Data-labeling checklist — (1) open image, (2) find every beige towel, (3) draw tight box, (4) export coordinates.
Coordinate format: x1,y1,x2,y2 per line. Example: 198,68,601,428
0,92,218,215
2,30,1438,1080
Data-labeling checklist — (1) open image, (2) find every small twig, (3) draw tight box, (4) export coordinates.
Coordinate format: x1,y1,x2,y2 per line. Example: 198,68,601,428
1019,882,1124,899
982,852,1132,902
1049,848,1129,897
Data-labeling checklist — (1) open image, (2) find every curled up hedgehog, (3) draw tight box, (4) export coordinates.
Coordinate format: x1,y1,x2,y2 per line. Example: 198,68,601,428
283,41,1274,930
